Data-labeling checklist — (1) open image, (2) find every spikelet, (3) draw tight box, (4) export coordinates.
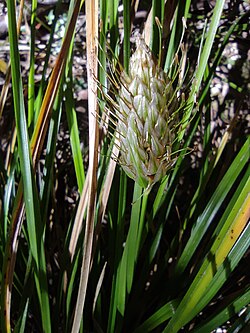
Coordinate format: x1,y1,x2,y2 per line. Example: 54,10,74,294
111,37,180,190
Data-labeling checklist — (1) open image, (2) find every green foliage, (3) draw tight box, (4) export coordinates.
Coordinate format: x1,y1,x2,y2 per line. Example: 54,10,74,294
0,0,249,332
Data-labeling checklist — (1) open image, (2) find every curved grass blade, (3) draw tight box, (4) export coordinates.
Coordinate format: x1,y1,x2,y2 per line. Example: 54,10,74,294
122,0,130,72
13,298,29,333
0,0,24,120
2,0,84,331
179,0,225,140
34,0,63,120
133,216,250,333
30,0,83,164
2,1,51,331
65,59,85,192
193,288,250,333
175,138,249,277
40,89,63,218
133,299,179,333
164,0,191,72
28,0,37,127
163,165,250,332
107,171,127,333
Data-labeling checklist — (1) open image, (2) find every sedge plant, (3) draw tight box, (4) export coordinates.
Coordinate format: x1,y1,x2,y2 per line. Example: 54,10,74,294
0,0,249,333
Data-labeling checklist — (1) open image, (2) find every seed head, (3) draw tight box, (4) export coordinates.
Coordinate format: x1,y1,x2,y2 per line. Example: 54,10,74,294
114,38,179,190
